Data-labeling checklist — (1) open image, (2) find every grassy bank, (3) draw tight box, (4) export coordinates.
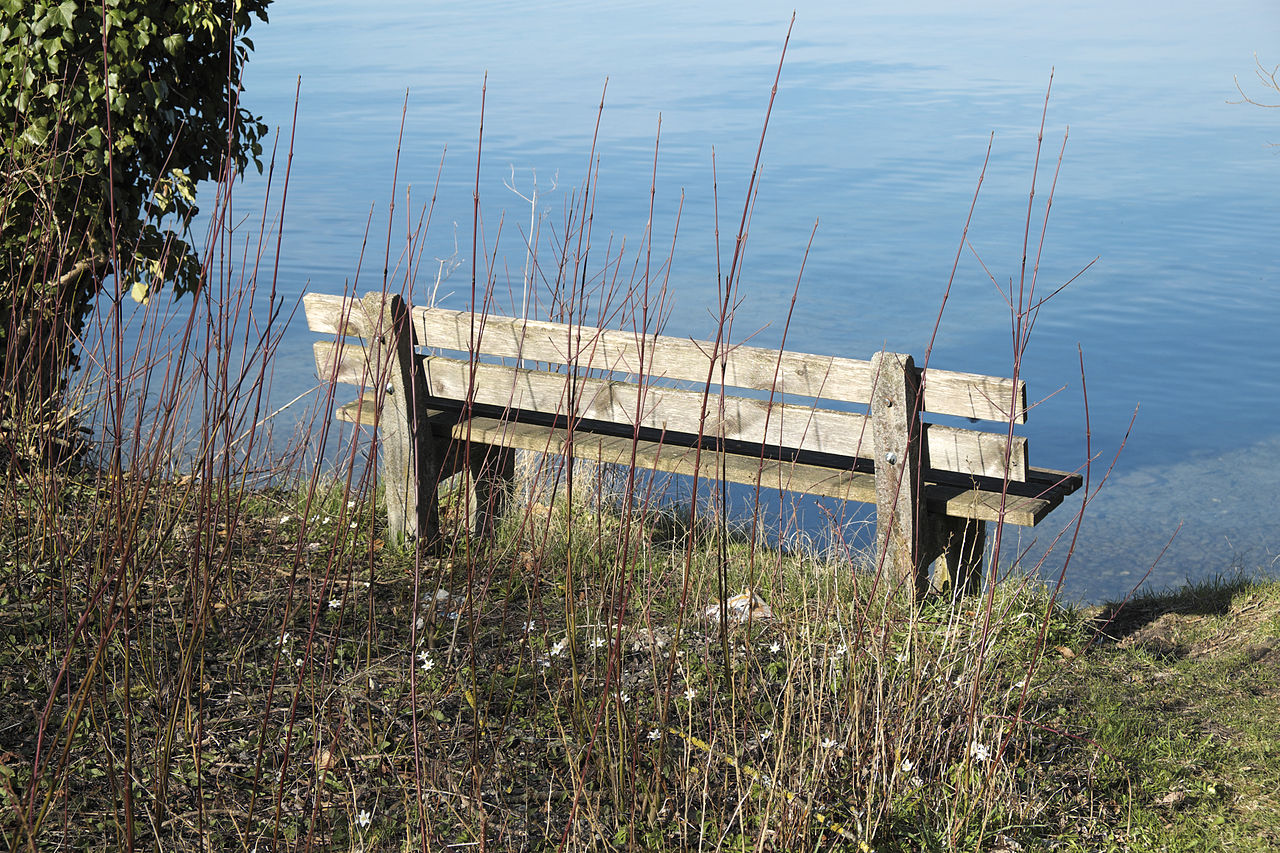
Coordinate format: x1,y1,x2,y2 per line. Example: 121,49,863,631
1055,574,1280,851
1,457,1276,851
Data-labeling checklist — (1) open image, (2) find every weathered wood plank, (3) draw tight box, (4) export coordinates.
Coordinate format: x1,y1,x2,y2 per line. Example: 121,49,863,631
417,356,1027,481
1025,466,1084,495
307,293,1026,421
304,292,374,336
335,392,379,425
331,392,1065,526
926,423,1029,486
312,341,1028,481
411,305,1026,422
456,416,883,504
929,486,1058,527
420,354,874,460
455,415,1063,526
314,340,374,386
924,370,1027,426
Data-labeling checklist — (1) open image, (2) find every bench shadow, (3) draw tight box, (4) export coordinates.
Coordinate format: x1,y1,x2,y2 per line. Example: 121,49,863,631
1087,572,1265,655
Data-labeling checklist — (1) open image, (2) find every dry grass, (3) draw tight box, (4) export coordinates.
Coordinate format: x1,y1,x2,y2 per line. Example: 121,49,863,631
0,465,1112,851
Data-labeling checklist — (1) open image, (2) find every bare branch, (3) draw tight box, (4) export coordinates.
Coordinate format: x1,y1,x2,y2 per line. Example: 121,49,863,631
1231,53,1280,108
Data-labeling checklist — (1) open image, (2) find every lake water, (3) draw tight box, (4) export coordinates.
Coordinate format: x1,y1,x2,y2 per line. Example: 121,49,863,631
160,0,1279,601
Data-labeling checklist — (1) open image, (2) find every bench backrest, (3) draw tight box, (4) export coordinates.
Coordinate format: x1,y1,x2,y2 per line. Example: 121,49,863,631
305,293,1031,482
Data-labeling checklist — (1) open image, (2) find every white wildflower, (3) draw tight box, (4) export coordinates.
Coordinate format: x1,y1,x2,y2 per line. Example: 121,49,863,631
769,641,781,654
647,729,661,741
523,619,536,632
969,741,991,762
618,692,630,704
295,658,303,668
759,730,773,742
329,598,342,610
280,515,292,524
894,651,909,663
821,737,837,749
900,758,914,773
683,687,696,701
356,808,371,829
550,637,569,656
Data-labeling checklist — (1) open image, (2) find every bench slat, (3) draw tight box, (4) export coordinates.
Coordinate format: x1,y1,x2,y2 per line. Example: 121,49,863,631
337,388,1072,526
340,388,1067,526
421,356,1027,481
303,294,1026,423
411,306,1027,423
312,340,1028,481
931,486,1061,527
460,415,881,502
456,417,1061,526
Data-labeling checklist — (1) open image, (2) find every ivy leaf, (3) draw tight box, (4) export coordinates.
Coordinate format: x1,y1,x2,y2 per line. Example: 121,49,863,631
55,0,76,28
20,122,48,146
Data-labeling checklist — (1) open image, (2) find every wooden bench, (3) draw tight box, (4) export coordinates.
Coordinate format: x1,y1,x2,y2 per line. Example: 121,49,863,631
304,290,1081,599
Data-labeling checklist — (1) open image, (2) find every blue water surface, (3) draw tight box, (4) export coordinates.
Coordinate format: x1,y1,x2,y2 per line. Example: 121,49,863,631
150,0,1279,601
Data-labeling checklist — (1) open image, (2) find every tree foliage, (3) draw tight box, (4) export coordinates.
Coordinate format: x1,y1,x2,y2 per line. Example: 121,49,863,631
1,0,270,402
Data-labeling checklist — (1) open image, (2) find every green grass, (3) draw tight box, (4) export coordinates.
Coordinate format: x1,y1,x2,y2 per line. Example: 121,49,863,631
1032,574,1280,852
4,455,1276,851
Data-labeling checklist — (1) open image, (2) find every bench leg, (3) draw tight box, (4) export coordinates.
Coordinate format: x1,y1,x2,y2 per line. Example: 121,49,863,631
933,517,986,598
417,436,448,547
469,443,515,539
870,352,930,601
358,291,443,549
379,415,444,548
